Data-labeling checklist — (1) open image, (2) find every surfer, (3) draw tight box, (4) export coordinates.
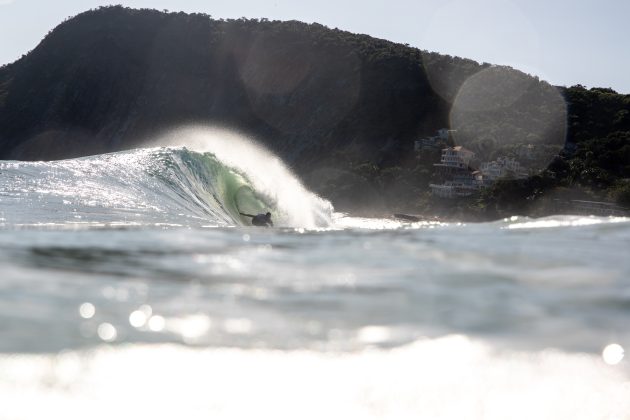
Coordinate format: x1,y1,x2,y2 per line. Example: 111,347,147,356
240,211,274,227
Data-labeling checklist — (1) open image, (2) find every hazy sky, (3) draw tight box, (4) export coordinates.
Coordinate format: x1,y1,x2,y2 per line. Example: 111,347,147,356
1,0,628,93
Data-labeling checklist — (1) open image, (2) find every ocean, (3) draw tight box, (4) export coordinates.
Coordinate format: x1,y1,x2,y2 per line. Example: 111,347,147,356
0,128,629,419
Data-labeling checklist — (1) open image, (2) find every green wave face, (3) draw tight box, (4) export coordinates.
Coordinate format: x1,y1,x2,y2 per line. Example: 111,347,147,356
176,149,272,224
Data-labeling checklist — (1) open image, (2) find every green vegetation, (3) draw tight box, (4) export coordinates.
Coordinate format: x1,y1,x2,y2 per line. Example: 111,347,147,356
0,6,628,219
466,87,630,219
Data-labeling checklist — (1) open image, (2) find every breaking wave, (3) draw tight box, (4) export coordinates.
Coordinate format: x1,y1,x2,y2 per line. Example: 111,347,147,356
0,130,334,229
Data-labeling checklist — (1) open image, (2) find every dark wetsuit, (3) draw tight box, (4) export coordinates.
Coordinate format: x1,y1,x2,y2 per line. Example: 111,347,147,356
241,212,273,227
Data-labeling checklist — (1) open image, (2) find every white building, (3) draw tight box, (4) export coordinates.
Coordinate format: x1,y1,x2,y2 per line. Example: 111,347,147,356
479,161,504,180
480,157,527,180
435,146,475,169
429,147,481,198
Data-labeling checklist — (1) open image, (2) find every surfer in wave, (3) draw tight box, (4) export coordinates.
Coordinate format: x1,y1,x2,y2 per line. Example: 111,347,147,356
240,212,274,227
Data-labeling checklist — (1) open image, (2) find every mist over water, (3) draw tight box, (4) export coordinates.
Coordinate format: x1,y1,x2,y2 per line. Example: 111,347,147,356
1,131,629,419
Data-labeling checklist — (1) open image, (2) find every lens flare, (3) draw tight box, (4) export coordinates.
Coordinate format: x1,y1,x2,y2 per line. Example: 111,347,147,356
602,344,624,365
129,310,148,328
448,66,567,179
78,302,95,319
97,323,117,342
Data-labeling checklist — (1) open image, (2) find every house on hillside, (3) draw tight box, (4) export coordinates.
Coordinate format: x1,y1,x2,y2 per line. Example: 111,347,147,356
430,146,479,198
429,172,484,198
429,147,532,198
480,157,527,181
435,146,475,170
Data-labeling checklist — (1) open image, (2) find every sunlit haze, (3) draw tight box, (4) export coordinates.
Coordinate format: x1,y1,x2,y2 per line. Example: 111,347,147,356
0,0,628,93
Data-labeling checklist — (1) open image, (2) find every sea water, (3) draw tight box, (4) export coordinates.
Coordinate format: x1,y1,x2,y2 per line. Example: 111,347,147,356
0,130,629,419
